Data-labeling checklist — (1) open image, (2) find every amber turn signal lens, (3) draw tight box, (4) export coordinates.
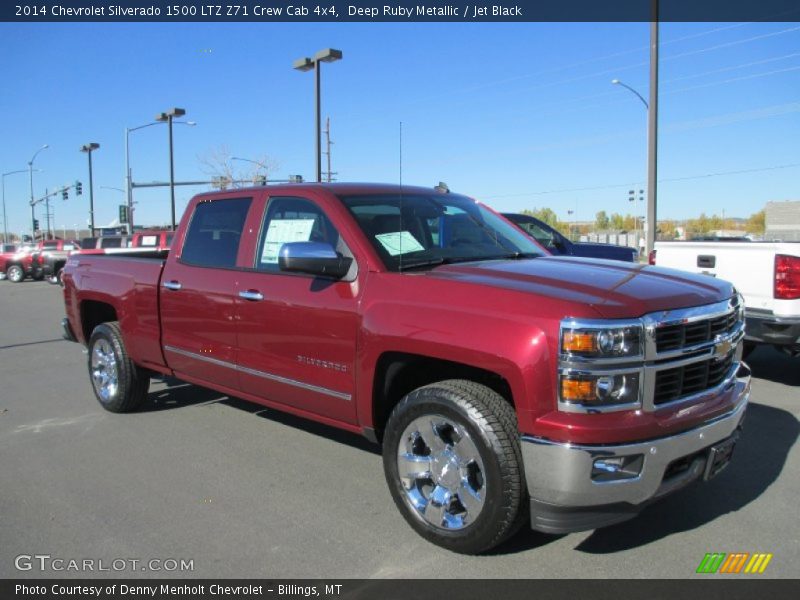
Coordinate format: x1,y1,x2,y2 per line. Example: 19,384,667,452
561,378,597,402
562,331,597,354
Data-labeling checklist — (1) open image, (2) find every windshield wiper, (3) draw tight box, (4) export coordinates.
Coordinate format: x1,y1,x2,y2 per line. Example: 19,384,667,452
398,253,540,272
398,257,448,271
446,253,540,263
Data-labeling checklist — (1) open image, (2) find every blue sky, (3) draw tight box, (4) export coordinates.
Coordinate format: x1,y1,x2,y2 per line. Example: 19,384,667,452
0,21,798,235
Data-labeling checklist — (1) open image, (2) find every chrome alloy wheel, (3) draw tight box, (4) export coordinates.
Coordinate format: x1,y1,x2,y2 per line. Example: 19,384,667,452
91,338,119,402
396,415,486,530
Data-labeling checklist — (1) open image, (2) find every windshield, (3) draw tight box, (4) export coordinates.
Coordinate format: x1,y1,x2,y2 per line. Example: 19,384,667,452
338,192,545,271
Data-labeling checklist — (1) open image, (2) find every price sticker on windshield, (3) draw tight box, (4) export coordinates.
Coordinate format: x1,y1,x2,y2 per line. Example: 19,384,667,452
375,231,424,256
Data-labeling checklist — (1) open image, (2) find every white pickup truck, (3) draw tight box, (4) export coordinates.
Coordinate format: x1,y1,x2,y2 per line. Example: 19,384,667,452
652,241,800,357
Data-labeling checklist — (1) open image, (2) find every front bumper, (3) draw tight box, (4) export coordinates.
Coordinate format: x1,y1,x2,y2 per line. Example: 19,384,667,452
521,362,751,534
745,310,800,347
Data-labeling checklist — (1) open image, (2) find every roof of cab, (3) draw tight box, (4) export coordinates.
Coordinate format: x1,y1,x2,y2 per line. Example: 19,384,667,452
191,182,456,200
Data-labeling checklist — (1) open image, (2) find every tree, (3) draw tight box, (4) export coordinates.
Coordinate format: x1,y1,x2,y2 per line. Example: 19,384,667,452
659,220,678,240
746,209,765,235
522,207,561,229
595,210,610,230
198,145,279,189
609,213,625,230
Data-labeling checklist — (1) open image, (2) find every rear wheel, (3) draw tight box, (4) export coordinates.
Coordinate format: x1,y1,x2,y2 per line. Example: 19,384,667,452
88,322,149,413
7,265,24,283
382,379,527,554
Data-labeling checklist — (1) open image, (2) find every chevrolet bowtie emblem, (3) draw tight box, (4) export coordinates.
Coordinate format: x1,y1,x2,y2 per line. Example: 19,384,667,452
714,338,733,359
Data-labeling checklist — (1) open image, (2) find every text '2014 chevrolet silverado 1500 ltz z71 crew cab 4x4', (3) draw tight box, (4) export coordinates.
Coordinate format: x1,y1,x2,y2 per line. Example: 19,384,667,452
62,183,750,554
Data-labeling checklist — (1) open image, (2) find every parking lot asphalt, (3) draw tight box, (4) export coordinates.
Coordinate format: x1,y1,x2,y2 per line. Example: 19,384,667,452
0,280,798,579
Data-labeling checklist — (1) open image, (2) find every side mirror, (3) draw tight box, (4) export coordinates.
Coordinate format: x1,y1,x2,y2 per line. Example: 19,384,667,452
278,242,353,279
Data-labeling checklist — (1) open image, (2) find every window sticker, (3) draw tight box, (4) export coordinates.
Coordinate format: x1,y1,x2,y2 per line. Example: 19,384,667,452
261,218,315,264
141,235,157,246
375,231,424,256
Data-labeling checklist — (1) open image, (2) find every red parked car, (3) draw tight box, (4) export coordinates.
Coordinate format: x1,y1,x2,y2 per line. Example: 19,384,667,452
1,243,43,282
62,183,750,553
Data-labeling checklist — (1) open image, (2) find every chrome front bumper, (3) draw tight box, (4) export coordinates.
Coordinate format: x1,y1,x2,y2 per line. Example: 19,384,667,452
521,362,751,533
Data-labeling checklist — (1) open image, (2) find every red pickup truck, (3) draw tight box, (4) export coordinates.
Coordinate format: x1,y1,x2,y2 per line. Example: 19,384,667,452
1,243,43,282
62,183,750,553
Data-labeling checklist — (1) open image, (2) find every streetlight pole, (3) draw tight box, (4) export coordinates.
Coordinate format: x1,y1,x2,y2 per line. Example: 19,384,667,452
126,118,196,233
232,156,271,185
156,108,186,230
293,49,342,182
28,144,48,238
611,5,658,257
647,11,659,257
2,169,29,243
80,143,100,236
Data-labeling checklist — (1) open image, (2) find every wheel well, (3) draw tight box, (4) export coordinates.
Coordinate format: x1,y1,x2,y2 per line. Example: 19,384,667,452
371,352,514,442
80,301,118,342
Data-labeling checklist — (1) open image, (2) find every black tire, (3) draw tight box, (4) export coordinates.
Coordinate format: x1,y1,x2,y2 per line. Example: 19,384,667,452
87,322,149,413
32,272,44,281
742,341,757,359
382,379,527,554
7,264,24,283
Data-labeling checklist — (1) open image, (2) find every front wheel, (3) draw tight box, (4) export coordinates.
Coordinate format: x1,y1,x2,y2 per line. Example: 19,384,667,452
87,322,149,413
382,380,527,554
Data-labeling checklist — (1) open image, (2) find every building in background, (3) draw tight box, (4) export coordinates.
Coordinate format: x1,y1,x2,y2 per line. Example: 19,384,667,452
766,200,800,241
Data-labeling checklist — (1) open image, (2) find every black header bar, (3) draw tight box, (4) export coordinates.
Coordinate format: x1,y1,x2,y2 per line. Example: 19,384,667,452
4,0,800,23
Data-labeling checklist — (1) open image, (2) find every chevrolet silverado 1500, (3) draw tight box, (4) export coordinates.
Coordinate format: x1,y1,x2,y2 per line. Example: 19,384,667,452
62,183,750,553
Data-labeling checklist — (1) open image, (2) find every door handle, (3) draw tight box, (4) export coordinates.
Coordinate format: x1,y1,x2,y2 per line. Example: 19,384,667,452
697,255,716,268
163,280,182,291
239,290,264,301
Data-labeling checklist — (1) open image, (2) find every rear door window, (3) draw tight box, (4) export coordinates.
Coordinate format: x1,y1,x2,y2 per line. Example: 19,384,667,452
181,198,252,268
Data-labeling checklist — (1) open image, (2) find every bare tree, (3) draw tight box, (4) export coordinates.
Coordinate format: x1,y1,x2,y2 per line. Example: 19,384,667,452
197,145,279,189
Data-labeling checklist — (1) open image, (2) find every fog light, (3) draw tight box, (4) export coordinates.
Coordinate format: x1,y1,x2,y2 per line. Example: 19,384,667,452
591,454,644,482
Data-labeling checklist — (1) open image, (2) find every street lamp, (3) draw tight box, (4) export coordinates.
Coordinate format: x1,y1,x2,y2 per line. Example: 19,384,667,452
293,48,342,182
2,169,31,243
80,143,100,236
126,118,196,232
155,108,186,230
232,156,271,185
612,55,659,257
611,79,648,109
28,144,49,238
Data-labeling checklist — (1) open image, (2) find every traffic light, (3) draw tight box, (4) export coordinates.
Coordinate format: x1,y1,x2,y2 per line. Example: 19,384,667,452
119,205,129,224
75,181,83,195
62,188,68,200
33,219,40,231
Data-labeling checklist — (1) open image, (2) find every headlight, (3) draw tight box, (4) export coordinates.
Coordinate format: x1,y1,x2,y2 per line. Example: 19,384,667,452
736,292,746,323
561,324,643,358
560,371,641,408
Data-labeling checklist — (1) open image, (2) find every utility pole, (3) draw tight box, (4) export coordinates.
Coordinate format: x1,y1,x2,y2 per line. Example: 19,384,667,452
45,189,51,239
646,1,659,255
323,116,337,183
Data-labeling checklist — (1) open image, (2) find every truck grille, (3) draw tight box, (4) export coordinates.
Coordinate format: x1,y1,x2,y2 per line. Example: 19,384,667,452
654,353,734,405
655,311,738,353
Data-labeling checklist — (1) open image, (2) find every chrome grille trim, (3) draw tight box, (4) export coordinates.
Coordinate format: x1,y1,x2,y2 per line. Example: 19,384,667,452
558,295,745,413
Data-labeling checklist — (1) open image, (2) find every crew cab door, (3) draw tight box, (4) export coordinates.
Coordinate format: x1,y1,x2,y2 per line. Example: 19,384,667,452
160,196,253,390
234,194,360,424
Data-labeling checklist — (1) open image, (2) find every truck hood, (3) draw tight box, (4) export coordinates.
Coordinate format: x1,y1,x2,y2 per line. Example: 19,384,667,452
425,256,734,319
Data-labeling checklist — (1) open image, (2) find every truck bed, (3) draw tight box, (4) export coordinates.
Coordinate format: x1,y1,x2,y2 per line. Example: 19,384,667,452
64,251,168,371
